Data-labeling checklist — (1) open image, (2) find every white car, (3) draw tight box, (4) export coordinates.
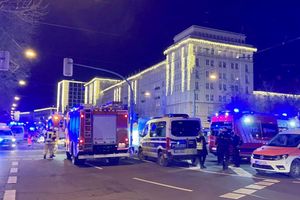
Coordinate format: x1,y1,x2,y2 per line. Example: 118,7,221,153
251,129,300,177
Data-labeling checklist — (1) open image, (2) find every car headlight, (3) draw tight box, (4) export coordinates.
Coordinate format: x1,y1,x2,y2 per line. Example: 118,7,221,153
276,154,289,160
12,138,16,142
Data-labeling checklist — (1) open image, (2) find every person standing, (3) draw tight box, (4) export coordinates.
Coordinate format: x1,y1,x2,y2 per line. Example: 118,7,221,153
43,127,56,159
196,131,208,169
232,132,243,167
216,128,231,170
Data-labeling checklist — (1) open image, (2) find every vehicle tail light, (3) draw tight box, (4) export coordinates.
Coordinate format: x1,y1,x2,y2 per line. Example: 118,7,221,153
79,138,84,145
166,137,171,151
125,137,129,144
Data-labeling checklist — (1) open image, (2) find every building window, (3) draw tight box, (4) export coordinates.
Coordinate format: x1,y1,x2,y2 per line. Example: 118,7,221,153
235,85,239,92
219,95,222,102
231,85,234,92
245,75,249,84
223,96,227,102
196,58,199,67
223,84,227,91
245,64,249,73
219,61,222,68
223,62,226,68
231,74,234,81
206,59,209,65
206,71,209,78
211,49,215,55
210,83,214,89
210,60,214,67
223,73,226,80
235,63,239,69
196,70,199,79
210,95,214,101
195,82,199,90
206,94,209,101
154,86,160,90
219,73,222,80
219,83,222,90
246,86,249,94
195,93,199,100
231,63,234,69
206,83,209,89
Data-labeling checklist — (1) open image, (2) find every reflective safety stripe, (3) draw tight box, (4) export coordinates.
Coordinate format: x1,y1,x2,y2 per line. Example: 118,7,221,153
196,141,203,150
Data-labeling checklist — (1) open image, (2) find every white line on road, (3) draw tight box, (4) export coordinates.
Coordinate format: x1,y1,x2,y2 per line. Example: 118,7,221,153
7,176,17,184
11,161,18,166
245,184,266,190
133,177,193,192
85,163,103,170
263,179,280,183
255,181,275,186
219,192,245,199
229,166,253,177
10,168,18,173
3,190,16,200
233,188,257,195
292,181,300,184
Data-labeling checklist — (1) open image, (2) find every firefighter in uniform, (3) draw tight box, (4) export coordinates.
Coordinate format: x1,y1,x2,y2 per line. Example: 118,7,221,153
196,131,208,169
216,128,231,170
232,132,243,167
43,127,57,159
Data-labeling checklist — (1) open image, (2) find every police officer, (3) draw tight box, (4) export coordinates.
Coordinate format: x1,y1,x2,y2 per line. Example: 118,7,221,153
196,131,208,169
216,128,231,170
43,127,56,159
232,132,243,167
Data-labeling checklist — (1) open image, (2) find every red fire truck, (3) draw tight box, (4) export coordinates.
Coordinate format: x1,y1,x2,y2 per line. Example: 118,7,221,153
65,104,130,165
208,111,279,158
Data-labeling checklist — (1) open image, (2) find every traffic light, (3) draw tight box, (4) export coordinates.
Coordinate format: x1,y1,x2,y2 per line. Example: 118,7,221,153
0,51,10,71
63,58,73,76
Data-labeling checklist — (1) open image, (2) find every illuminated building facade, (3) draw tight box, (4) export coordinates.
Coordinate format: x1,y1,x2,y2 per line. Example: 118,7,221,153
84,78,120,106
100,25,257,127
57,80,86,113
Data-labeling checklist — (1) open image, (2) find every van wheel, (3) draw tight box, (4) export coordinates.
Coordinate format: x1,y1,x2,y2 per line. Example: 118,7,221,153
66,151,72,160
289,159,300,178
138,148,146,160
158,152,169,167
72,155,85,166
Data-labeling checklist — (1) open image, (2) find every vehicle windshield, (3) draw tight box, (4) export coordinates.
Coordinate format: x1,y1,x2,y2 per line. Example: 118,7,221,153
171,120,200,137
244,122,278,139
210,122,233,136
268,134,300,147
0,130,13,136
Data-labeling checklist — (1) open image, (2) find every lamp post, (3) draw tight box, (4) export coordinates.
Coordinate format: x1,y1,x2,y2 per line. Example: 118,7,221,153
63,59,135,152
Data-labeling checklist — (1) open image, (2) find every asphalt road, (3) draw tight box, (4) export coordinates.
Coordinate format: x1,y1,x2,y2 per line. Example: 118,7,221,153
0,145,299,200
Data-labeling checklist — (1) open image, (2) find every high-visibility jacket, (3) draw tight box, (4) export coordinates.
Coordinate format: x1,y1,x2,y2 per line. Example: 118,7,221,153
45,131,56,143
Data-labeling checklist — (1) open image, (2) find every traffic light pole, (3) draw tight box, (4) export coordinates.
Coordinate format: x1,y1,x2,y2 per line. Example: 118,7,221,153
72,63,135,154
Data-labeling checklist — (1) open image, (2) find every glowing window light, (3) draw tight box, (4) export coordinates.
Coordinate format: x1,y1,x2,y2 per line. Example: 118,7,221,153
181,47,185,92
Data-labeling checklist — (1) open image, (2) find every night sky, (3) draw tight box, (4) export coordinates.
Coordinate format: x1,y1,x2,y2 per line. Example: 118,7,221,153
19,0,300,111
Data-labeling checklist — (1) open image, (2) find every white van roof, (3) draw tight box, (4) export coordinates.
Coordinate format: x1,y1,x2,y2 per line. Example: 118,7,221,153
280,129,300,135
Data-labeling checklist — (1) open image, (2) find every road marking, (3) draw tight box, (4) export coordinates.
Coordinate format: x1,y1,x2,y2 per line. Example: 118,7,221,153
292,181,300,184
85,163,103,170
132,157,155,164
233,188,257,195
133,177,193,192
11,161,18,166
255,181,275,186
229,166,253,177
10,168,18,173
263,179,280,183
3,190,16,200
7,176,17,184
220,193,245,199
245,184,266,190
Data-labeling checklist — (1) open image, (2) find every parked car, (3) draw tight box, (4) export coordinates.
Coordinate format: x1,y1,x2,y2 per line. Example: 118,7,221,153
251,129,300,177
0,125,17,149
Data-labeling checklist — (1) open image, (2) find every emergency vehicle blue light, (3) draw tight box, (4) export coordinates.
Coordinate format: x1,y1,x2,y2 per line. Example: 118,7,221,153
282,113,288,117
215,113,219,117
29,127,35,131
243,116,253,125
233,108,239,113
289,120,296,128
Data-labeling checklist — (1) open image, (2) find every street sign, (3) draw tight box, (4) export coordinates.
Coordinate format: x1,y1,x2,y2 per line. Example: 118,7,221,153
0,51,10,71
63,58,73,76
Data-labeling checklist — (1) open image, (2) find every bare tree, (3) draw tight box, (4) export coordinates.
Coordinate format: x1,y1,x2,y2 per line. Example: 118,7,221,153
0,0,47,111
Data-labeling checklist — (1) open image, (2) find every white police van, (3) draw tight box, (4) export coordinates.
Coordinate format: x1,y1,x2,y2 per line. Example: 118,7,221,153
138,114,201,166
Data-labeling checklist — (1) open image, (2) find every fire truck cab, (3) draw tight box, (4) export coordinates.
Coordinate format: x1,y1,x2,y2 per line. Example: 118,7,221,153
208,111,279,158
65,104,130,165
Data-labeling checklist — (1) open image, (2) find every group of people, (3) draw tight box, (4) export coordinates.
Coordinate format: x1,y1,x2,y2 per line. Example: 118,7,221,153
43,127,58,159
196,127,243,170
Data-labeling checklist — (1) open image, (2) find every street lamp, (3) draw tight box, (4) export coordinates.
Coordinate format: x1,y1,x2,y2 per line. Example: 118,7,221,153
19,80,27,86
11,107,15,111
209,73,217,80
14,96,20,101
12,103,17,107
24,48,37,59
144,91,151,97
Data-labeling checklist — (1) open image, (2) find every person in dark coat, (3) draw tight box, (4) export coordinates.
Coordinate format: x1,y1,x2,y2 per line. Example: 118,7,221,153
216,128,231,170
196,131,208,169
232,132,243,167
